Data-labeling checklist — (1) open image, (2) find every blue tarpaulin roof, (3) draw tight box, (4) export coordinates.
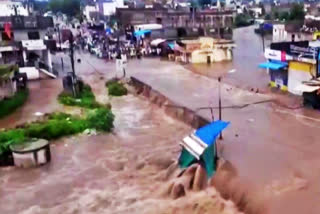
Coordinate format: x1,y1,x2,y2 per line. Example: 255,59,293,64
194,120,230,146
168,43,175,49
134,29,151,37
259,61,287,70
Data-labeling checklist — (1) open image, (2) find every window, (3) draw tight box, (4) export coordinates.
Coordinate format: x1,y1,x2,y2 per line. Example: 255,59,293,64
28,31,40,40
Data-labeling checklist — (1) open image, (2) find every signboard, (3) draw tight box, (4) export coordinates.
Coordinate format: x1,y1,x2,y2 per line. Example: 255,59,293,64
0,46,14,52
22,40,46,51
292,56,316,64
264,49,291,61
290,45,318,59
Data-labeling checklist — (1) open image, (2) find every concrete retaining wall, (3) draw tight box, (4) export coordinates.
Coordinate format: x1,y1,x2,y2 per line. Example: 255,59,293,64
129,77,261,214
130,77,210,129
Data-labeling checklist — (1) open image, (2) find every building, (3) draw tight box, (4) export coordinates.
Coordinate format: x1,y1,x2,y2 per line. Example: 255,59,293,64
259,41,318,95
0,0,30,17
174,37,235,64
272,23,313,43
0,65,17,100
116,8,235,31
0,16,54,73
84,0,127,20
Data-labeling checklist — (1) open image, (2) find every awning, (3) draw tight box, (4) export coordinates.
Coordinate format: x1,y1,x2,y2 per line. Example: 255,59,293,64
151,38,165,46
134,29,151,37
178,120,230,178
168,43,175,50
259,61,287,70
295,84,320,93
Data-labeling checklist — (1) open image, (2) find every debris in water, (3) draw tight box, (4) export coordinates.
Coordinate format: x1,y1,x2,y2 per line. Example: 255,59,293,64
34,112,44,117
83,129,97,136
247,118,255,123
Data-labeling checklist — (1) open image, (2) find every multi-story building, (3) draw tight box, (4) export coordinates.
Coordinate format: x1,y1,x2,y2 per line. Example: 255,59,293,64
0,15,54,73
116,8,235,37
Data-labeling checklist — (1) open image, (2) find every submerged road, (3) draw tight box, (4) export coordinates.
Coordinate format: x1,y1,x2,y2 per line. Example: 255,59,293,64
65,50,320,214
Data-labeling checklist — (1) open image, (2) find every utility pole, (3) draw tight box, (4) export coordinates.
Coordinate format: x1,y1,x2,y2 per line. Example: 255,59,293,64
261,28,265,52
56,24,64,72
69,34,78,97
218,76,222,140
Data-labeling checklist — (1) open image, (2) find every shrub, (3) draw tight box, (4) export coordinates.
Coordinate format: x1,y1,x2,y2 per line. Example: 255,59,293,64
0,89,29,119
25,116,89,140
86,108,114,131
58,85,101,109
105,78,120,87
0,129,26,155
0,108,115,155
107,82,128,96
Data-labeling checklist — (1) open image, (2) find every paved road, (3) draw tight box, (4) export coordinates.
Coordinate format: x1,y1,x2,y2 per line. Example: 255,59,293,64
68,52,320,214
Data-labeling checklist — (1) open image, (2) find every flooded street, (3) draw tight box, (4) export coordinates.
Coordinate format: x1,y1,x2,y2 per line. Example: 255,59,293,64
186,25,272,92
0,75,243,214
2,25,320,214
0,79,63,129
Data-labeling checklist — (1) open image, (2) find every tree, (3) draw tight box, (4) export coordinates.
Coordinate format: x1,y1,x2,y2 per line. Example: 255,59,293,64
259,3,266,16
273,10,280,19
280,11,289,21
49,0,81,17
234,14,252,27
288,3,305,21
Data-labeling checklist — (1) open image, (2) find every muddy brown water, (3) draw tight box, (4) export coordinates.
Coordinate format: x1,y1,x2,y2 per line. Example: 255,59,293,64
0,76,244,214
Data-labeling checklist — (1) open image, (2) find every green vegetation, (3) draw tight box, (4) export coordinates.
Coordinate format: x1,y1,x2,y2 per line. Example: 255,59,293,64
58,85,102,109
106,81,128,97
0,89,29,119
234,14,253,28
288,3,305,21
0,109,114,155
0,64,18,80
0,83,115,157
87,108,114,132
266,3,305,22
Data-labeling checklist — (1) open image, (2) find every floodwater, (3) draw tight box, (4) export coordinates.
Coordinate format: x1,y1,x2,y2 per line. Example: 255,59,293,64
186,25,272,93
0,76,243,214
111,58,320,214
0,79,63,129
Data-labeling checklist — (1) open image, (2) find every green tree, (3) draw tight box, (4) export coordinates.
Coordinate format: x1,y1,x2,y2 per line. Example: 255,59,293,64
49,0,80,17
234,14,252,27
280,11,289,21
259,3,265,16
265,13,271,20
273,9,279,20
289,3,305,21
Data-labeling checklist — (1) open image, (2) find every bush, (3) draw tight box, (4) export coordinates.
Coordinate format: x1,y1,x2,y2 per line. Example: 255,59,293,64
107,82,128,96
0,107,115,155
86,108,114,131
58,85,101,109
234,14,253,28
0,89,29,119
0,129,26,155
25,115,89,140
105,78,120,87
